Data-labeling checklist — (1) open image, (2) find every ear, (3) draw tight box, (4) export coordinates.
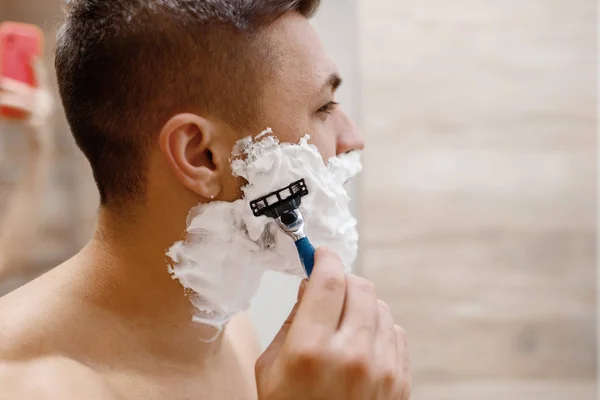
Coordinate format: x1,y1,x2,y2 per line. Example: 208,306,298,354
159,113,224,200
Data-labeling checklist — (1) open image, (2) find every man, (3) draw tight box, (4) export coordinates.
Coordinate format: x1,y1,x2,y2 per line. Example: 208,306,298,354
0,1,410,399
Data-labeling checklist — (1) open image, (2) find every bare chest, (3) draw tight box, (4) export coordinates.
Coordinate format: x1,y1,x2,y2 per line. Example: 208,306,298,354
105,328,259,400
106,354,258,400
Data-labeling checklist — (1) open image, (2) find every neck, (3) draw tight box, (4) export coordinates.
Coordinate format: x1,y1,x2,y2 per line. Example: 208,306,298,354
73,204,222,344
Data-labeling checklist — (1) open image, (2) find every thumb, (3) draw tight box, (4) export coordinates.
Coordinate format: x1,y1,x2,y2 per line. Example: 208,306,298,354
257,280,308,368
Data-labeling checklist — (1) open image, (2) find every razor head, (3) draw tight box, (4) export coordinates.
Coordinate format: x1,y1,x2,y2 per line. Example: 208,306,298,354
250,179,309,219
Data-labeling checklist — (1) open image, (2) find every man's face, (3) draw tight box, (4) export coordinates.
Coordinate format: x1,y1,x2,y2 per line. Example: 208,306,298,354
154,12,364,205
257,12,364,161
162,14,364,327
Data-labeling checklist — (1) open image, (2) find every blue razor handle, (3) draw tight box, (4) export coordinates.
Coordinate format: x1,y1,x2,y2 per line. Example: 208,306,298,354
275,209,315,278
250,180,316,277
295,237,316,277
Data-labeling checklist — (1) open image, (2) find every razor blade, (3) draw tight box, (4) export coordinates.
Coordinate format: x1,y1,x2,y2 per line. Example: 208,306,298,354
250,179,309,219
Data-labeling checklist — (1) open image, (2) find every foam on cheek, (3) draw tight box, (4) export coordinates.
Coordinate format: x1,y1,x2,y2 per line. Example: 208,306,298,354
166,129,362,334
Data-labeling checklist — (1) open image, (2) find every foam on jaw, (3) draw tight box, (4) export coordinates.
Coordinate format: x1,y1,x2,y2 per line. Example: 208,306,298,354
166,129,362,336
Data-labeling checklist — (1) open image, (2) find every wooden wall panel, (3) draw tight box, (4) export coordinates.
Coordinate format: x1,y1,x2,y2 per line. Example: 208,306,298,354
358,0,597,398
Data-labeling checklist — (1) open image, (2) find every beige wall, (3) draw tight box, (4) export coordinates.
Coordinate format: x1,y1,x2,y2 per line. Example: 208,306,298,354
358,0,597,399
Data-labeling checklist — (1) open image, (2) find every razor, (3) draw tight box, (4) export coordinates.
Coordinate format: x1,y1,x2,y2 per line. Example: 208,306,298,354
250,179,316,277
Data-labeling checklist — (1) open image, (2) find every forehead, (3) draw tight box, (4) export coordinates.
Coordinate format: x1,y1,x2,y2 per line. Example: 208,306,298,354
260,12,338,94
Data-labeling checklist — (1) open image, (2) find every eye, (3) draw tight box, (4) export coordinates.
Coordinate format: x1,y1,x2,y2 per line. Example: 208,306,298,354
317,101,339,115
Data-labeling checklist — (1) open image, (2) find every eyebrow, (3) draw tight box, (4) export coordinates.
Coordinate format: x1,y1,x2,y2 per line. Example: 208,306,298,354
324,73,343,92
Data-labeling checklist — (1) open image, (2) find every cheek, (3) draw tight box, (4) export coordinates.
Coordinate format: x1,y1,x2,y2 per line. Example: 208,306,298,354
266,118,305,144
308,114,342,161
308,131,336,162
265,117,337,162
219,173,246,202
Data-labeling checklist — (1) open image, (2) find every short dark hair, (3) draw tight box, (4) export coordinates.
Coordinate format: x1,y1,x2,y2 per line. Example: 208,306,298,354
56,0,320,207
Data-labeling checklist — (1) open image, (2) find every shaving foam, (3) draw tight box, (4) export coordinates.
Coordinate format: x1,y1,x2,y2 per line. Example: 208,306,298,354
166,129,362,337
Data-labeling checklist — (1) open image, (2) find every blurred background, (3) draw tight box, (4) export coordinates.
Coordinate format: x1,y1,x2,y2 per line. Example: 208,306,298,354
0,0,596,399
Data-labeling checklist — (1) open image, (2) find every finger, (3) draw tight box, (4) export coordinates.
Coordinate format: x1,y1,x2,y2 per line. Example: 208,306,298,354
376,301,396,362
31,57,48,89
0,92,32,112
0,77,33,94
374,300,397,397
395,325,411,400
297,279,308,301
338,274,378,343
30,90,54,124
289,247,347,343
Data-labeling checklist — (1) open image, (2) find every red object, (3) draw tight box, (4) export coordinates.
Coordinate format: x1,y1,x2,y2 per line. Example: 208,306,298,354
0,22,44,120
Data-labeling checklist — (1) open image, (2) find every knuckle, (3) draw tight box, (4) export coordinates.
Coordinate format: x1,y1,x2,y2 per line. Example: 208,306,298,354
320,273,346,293
341,351,372,380
254,355,267,374
395,325,408,343
349,275,376,296
378,367,397,393
286,343,326,374
377,299,391,313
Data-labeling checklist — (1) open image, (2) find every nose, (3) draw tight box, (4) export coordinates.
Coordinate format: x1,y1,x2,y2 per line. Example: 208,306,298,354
336,110,365,155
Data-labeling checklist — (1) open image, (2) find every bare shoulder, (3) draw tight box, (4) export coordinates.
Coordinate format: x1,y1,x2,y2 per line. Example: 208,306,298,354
0,261,90,360
228,312,262,362
0,272,66,360
0,356,121,400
